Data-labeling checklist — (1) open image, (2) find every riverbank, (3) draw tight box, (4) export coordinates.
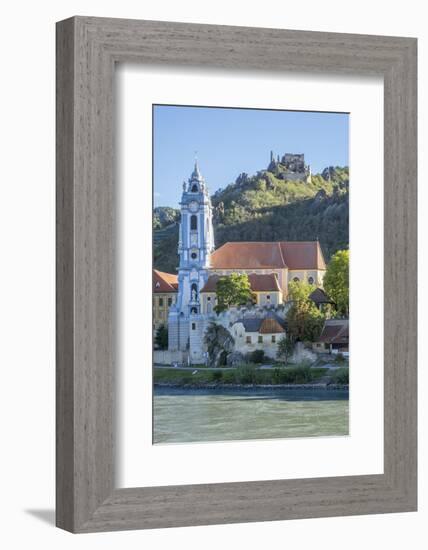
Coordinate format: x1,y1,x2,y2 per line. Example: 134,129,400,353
155,382,349,391
154,365,349,389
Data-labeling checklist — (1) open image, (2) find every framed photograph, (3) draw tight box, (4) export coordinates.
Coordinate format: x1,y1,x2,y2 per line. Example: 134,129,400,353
56,16,417,532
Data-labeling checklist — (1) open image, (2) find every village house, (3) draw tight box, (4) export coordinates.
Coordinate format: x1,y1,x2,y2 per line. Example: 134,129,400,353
153,269,178,331
230,311,287,360
313,319,349,356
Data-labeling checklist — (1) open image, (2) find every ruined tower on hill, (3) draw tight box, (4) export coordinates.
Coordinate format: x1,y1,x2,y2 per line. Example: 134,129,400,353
268,151,312,183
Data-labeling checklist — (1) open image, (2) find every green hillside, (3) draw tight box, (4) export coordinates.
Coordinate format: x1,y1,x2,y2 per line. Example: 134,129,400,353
153,165,349,274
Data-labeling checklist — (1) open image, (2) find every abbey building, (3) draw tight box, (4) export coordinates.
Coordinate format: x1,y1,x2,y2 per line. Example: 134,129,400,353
164,161,327,364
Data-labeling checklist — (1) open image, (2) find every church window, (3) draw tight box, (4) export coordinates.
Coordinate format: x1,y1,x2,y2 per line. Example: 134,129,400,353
266,295,271,301
191,323,196,330
207,296,211,301
191,308,197,315
258,335,263,343
190,215,197,230
246,336,251,344
293,276,300,282
308,276,314,284
191,184,198,192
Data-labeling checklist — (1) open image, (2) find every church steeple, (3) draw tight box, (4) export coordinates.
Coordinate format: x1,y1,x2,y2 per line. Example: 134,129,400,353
192,159,201,179
188,159,205,193
173,160,215,318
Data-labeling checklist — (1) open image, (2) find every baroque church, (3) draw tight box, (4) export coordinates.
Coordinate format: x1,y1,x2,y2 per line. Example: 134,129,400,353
164,160,327,364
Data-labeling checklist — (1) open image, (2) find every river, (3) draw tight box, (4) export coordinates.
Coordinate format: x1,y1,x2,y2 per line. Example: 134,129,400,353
153,387,349,444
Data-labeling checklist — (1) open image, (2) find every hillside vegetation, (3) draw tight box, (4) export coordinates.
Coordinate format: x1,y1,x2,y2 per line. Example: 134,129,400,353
153,165,349,274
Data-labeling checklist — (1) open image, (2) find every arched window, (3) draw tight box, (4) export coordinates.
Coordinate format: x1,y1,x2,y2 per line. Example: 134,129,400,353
191,184,198,192
308,276,314,285
190,215,197,230
293,276,300,283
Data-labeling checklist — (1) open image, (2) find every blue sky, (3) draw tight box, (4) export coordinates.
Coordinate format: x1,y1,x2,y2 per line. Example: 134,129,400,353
153,105,348,208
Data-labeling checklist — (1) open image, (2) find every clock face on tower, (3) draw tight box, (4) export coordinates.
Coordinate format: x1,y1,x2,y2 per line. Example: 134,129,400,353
189,201,199,213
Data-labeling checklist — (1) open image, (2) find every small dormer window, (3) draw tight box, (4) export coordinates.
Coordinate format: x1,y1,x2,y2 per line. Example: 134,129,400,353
155,281,160,288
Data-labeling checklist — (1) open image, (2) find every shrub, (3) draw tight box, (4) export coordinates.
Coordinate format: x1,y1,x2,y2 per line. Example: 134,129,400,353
250,349,265,364
154,324,168,350
293,364,312,383
234,363,259,384
271,365,312,384
332,367,349,384
211,370,223,382
222,370,236,384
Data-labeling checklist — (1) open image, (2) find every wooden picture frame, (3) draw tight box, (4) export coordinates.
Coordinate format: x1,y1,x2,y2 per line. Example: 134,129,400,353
56,16,417,533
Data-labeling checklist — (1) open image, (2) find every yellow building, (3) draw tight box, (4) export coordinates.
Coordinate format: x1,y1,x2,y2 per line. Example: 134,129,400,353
153,270,178,331
200,273,283,313
207,240,326,301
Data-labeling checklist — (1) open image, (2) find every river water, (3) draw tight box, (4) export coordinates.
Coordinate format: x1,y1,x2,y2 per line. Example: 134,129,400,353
153,387,349,444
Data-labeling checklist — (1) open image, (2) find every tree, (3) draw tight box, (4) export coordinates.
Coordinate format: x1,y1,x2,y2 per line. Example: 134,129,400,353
288,280,316,302
154,324,168,350
286,280,325,343
277,335,295,363
214,273,256,314
323,249,349,317
287,300,325,343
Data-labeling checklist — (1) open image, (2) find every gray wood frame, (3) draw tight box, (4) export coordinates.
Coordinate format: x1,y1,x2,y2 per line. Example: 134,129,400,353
56,16,417,533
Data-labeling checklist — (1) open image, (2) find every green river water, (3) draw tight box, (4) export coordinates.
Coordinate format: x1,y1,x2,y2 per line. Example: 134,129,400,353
153,387,349,444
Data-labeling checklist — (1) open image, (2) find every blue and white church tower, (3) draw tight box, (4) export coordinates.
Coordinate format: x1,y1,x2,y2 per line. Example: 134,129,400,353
168,161,215,362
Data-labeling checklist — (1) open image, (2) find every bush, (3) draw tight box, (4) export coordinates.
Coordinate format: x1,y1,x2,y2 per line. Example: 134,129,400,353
234,364,259,384
270,365,313,384
332,367,349,384
154,324,168,350
211,370,223,382
249,349,265,364
293,364,312,383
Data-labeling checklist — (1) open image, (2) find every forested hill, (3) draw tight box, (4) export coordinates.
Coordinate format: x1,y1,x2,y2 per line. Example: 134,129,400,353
153,165,349,274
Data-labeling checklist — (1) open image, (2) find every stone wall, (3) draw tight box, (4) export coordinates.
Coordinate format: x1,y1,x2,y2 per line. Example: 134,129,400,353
154,350,189,365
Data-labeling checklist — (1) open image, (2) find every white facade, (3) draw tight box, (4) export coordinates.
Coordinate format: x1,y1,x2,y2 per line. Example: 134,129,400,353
168,162,215,362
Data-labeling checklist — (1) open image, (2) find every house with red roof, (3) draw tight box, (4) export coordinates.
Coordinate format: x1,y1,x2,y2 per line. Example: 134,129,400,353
153,269,178,330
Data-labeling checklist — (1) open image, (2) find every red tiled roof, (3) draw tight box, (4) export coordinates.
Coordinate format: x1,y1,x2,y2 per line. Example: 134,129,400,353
259,317,286,334
200,273,281,293
318,320,349,344
209,241,326,270
153,269,178,293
